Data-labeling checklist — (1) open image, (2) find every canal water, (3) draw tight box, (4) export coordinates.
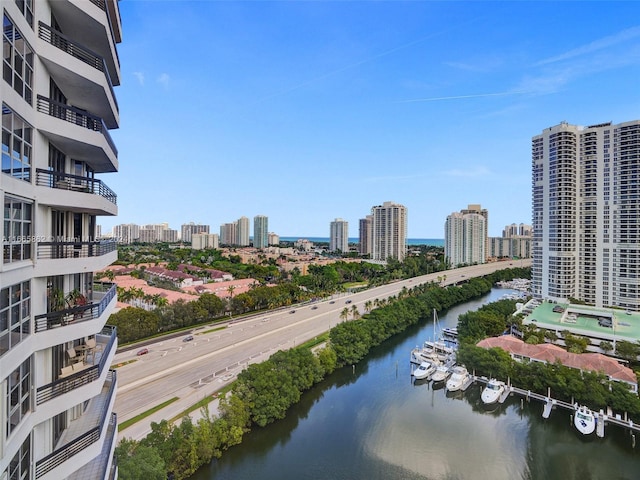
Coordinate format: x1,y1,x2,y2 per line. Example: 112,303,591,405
193,289,640,480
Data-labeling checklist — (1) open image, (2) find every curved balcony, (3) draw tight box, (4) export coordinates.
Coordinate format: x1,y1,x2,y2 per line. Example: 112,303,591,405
48,0,121,86
34,242,117,279
38,22,118,128
34,283,117,334
36,169,117,215
37,96,117,173
36,325,117,406
35,371,117,480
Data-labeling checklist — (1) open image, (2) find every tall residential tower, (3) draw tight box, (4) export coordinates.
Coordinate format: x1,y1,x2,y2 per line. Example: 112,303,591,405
253,215,268,249
1,1,122,478
532,120,640,310
371,202,407,262
329,218,349,253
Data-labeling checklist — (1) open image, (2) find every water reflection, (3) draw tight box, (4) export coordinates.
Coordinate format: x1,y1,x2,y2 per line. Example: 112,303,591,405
195,290,640,480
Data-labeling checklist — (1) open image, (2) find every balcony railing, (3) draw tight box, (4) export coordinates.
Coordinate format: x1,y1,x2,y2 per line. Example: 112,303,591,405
35,371,116,479
37,240,117,260
34,283,116,333
36,95,118,157
36,325,117,405
36,168,117,204
38,22,118,112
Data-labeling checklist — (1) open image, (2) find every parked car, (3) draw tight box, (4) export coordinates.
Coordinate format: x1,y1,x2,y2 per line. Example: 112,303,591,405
136,348,149,356
183,335,194,342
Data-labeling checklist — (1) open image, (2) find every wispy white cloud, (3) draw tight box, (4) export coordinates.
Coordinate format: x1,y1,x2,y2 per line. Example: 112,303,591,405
133,72,145,86
443,166,490,178
157,73,170,89
444,56,503,73
535,25,640,66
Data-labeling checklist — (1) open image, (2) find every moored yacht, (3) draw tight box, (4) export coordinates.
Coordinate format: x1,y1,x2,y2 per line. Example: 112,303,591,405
446,365,470,392
412,360,438,380
481,379,506,404
574,405,596,435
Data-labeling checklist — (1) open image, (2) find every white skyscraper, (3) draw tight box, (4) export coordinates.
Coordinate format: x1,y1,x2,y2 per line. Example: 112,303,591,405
237,216,250,247
371,202,407,262
1,1,122,478
445,211,486,267
329,218,349,253
532,120,640,311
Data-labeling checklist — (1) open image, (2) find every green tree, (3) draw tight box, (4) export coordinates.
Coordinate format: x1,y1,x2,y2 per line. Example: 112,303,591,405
115,438,166,480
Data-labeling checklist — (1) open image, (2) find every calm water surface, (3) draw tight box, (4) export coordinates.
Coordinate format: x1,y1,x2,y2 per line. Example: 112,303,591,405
193,290,640,480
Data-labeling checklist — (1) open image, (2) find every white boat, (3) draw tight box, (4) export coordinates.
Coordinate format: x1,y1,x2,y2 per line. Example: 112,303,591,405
430,364,451,383
481,379,506,404
410,309,456,364
412,360,437,380
574,405,596,435
446,365,470,392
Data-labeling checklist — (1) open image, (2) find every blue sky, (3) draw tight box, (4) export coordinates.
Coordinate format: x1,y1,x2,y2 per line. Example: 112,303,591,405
103,1,640,238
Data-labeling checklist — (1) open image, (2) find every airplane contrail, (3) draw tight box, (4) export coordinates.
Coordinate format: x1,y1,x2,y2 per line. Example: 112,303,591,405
396,91,527,103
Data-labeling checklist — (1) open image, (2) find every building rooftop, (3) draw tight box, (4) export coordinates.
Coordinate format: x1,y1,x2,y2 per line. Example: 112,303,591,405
522,301,640,342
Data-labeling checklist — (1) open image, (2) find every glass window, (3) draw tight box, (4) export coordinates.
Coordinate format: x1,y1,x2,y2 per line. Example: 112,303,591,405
14,0,34,28
0,280,30,357
1,105,32,181
2,15,33,104
3,196,33,263
3,433,30,480
6,357,31,437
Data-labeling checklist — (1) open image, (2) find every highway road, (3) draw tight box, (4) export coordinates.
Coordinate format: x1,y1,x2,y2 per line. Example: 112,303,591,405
113,259,531,440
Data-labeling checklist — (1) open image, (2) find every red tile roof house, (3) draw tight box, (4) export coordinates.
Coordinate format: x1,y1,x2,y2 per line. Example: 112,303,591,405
477,335,638,393
144,266,204,288
113,275,195,311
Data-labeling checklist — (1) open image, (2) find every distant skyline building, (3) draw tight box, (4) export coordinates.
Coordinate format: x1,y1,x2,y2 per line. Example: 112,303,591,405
181,222,209,243
114,223,140,244
503,223,533,238
237,216,250,247
254,215,269,249
268,232,280,246
192,233,220,250
445,209,486,267
329,218,349,253
532,120,640,311
219,223,237,246
359,215,373,256
371,201,407,262
460,204,488,262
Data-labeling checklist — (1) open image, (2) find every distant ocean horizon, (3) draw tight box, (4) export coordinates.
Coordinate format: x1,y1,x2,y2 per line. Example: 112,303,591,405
279,237,444,247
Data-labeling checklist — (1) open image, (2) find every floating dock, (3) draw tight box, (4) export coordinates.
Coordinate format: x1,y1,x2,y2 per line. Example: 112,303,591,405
472,375,640,441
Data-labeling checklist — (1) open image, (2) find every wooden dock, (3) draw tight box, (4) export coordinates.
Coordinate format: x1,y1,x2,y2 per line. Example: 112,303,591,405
472,375,640,440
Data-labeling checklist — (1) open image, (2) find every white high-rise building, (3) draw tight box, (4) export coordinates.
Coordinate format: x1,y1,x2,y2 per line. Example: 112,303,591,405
329,218,349,253
1,1,122,479
253,215,268,249
192,233,219,250
236,216,250,247
445,211,486,267
113,223,140,244
371,202,407,262
181,222,209,243
532,120,640,311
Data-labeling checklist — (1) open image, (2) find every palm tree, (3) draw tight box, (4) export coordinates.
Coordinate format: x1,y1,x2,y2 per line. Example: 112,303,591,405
350,305,360,320
364,300,372,313
227,285,236,299
340,308,349,323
